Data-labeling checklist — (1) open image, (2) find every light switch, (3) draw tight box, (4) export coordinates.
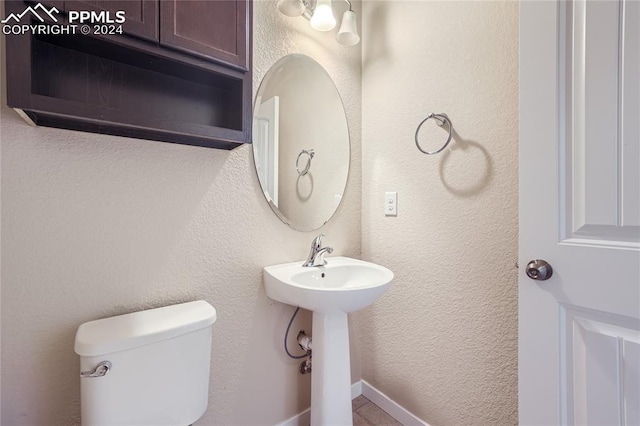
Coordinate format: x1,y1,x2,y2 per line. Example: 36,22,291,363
385,192,397,216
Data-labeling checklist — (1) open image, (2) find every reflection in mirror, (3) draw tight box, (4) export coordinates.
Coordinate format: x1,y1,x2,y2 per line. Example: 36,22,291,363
253,54,350,231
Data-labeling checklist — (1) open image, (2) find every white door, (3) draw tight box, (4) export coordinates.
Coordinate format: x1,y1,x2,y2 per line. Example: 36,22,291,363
520,1,640,425
254,96,280,207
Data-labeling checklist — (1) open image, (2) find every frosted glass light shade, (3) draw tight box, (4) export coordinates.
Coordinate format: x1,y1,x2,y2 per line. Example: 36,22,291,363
336,10,359,46
277,0,305,17
310,0,336,31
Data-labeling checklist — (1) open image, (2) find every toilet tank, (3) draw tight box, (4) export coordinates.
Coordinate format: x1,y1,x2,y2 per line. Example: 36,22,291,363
74,300,217,426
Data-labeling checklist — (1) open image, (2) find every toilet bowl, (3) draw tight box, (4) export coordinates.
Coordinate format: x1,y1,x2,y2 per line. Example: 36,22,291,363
74,300,216,426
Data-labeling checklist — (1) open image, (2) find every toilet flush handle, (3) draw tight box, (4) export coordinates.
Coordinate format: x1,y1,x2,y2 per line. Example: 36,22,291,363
80,361,112,378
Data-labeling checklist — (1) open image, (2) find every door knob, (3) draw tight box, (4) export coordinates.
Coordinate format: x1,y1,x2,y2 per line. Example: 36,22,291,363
525,259,553,281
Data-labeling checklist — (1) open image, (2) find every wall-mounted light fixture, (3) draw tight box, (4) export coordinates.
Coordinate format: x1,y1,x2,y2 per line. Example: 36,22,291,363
276,0,360,46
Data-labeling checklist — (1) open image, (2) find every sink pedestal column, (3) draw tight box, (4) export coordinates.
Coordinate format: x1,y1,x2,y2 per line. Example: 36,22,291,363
311,311,353,426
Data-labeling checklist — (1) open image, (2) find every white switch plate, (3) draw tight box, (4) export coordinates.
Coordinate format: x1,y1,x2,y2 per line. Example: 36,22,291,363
385,192,397,216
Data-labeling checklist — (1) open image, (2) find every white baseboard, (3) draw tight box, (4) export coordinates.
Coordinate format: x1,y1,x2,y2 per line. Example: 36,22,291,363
277,382,362,426
360,380,430,426
277,407,310,426
276,380,429,426
351,381,362,399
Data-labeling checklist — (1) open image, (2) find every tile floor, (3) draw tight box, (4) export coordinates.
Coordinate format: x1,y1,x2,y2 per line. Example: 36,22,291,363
351,395,402,426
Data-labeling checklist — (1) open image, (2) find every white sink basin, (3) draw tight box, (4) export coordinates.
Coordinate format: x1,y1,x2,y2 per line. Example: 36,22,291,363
263,256,394,313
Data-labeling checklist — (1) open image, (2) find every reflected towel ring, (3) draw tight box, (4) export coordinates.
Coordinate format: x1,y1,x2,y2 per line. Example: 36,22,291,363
296,149,315,176
415,113,454,155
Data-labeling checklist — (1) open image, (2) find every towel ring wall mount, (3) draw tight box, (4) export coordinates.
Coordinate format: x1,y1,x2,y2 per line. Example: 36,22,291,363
296,149,315,176
415,113,454,155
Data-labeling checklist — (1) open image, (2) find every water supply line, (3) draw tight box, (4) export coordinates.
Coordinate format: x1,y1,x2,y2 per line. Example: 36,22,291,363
297,330,312,351
284,307,313,374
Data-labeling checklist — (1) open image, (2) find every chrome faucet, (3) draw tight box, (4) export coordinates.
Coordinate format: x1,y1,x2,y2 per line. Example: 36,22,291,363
302,234,333,267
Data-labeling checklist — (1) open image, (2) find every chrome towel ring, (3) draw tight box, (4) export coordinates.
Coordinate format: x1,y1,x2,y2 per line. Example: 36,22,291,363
415,113,453,155
296,149,315,176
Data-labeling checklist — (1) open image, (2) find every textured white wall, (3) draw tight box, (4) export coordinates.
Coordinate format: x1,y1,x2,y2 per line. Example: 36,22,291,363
358,1,519,425
0,0,361,424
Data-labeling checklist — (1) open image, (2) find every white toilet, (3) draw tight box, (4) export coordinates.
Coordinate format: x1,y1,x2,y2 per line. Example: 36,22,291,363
74,300,217,426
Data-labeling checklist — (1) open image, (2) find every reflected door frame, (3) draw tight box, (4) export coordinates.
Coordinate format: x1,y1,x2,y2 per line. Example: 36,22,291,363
254,96,280,207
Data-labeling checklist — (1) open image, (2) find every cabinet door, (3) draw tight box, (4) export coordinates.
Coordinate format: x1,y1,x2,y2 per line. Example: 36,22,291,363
160,0,249,70
65,0,158,41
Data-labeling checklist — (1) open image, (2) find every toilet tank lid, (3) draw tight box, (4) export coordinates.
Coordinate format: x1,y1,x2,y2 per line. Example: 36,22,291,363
74,300,216,356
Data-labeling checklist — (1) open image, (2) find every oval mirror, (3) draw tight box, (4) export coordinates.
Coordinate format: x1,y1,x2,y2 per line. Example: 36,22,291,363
252,54,350,231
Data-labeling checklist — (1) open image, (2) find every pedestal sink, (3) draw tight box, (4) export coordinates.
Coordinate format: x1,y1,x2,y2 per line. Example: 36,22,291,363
263,256,393,426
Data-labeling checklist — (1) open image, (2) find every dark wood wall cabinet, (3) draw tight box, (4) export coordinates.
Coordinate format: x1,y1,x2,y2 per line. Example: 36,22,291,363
6,0,252,150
